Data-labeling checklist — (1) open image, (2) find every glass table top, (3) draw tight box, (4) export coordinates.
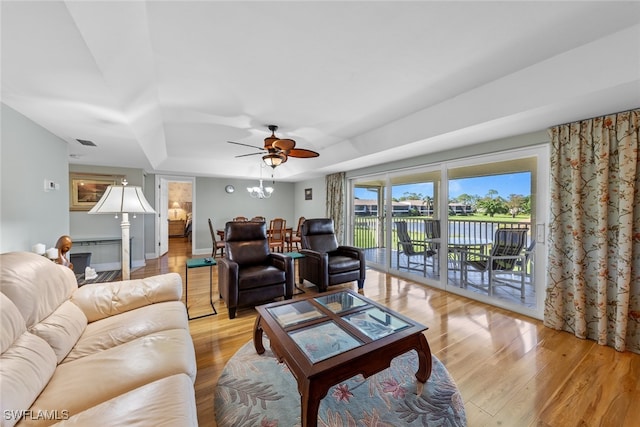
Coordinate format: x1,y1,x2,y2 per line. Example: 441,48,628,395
343,307,410,340
267,300,325,328
288,321,362,363
314,291,368,313
262,290,424,364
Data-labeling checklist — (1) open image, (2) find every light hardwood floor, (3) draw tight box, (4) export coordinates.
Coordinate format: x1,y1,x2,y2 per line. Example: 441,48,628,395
131,238,639,427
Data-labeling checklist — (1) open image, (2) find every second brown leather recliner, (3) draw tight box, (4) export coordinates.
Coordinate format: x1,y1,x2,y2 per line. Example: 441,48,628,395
299,218,365,292
218,221,294,319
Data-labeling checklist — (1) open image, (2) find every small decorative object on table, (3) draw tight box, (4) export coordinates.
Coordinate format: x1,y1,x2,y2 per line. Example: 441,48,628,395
55,235,74,270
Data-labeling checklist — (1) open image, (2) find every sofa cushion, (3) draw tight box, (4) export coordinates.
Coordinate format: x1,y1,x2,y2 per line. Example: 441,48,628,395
71,273,182,322
0,293,25,354
30,301,87,363
62,301,188,363
24,329,196,426
51,374,197,427
0,252,77,328
0,294,58,427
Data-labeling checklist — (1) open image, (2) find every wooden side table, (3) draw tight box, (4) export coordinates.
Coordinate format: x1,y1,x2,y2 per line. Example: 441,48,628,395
185,258,217,320
169,219,186,237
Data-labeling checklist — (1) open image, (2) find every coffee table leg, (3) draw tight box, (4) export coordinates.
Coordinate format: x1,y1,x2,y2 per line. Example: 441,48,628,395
415,333,433,383
253,315,265,354
301,381,321,427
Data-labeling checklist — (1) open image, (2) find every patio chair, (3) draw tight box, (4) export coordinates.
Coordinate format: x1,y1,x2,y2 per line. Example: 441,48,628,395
460,227,529,299
395,221,437,276
208,218,225,258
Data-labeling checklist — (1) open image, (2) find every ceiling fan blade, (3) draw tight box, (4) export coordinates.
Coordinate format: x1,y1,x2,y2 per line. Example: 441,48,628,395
227,140,266,151
235,152,263,158
288,148,319,158
272,139,296,152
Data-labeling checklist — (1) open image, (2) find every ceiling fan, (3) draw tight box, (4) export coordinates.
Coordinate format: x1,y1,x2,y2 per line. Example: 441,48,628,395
228,125,319,168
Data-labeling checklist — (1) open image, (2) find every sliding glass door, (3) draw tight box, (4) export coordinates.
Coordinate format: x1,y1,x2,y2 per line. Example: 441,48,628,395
348,146,548,318
350,167,443,286
445,157,537,309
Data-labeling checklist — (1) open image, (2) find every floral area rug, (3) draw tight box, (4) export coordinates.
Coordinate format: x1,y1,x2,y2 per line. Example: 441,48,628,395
214,338,466,426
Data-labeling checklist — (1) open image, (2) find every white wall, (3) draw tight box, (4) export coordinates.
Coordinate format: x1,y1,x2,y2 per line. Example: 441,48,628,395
294,177,326,220
1,104,69,253
193,176,299,255
347,130,548,178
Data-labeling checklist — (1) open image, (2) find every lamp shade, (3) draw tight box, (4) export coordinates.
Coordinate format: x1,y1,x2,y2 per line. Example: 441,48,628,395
262,153,285,168
87,181,154,281
89,184,155,214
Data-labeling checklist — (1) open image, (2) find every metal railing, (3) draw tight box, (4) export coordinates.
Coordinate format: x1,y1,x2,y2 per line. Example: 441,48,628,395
353,216,531,251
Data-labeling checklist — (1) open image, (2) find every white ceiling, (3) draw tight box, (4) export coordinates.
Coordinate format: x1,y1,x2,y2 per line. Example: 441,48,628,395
2,1,639,181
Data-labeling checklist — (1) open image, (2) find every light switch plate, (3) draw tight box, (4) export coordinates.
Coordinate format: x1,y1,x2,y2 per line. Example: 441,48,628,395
536,224,545,243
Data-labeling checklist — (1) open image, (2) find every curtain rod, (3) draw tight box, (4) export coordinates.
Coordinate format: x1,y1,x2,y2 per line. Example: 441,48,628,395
551,107,639,128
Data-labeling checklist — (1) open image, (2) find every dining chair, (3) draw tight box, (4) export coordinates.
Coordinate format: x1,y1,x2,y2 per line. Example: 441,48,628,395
233,216,248,222
461,227,529,299
286,216,305,252
268,218,287,252
251,216,266,222
395,221,437,276
208,218,225,258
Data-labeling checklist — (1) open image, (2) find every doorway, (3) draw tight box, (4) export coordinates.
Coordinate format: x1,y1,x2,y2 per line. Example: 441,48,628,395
156,175,196,257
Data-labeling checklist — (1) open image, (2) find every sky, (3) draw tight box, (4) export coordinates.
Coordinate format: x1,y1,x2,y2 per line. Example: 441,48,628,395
354,172,531,200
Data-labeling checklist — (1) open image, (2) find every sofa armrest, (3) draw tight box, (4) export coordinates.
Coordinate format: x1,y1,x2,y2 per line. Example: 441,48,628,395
71,273,183,322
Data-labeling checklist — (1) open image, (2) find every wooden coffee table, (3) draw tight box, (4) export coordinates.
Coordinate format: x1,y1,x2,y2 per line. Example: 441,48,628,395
254,289,431,427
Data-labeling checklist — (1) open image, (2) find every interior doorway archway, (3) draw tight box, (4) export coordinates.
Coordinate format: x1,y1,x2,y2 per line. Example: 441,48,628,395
155,175,196,257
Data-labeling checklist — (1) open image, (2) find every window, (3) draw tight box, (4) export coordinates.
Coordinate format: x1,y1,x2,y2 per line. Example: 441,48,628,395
349,146,548,318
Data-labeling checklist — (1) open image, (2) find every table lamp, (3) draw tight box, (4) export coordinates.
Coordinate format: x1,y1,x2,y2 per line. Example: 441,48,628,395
88,179,155,280
172,201,181,218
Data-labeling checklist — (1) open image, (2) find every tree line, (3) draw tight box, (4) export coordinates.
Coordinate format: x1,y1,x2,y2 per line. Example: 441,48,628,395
395,190,531,217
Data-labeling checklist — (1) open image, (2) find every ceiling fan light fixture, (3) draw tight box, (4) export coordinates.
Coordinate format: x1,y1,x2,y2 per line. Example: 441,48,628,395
262,153,285,168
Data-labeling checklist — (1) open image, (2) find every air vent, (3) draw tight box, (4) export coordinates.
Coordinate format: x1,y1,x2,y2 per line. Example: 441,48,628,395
76,139,97,147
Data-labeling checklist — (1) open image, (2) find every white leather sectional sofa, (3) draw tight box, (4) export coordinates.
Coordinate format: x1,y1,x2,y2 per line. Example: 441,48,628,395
0,252,198,426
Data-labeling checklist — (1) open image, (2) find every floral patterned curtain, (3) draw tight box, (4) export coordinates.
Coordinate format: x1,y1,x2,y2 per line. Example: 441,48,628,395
326,172,346,244
545,109,639,354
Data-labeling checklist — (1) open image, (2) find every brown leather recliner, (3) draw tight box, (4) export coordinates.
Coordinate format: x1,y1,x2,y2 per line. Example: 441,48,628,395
299,218,365,292
218,221,294,319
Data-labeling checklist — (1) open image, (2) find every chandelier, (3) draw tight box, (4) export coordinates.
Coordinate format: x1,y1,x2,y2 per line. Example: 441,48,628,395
247,179,273,199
